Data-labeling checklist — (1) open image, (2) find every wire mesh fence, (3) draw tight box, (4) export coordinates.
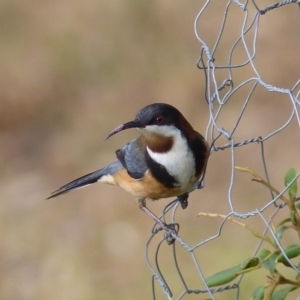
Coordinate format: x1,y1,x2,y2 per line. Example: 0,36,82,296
145,1,300,299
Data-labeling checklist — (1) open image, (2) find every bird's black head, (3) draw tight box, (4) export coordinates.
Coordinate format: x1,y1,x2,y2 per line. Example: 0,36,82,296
134,103,182,127
106,103,192,139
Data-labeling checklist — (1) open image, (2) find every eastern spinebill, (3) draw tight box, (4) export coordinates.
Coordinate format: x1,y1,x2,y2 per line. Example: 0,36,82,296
47,103,209,244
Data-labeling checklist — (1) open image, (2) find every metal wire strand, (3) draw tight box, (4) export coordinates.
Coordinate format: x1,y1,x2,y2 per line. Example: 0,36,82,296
146,1,300,299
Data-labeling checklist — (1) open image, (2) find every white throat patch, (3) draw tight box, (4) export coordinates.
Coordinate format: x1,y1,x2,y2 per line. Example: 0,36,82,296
143,125,196,190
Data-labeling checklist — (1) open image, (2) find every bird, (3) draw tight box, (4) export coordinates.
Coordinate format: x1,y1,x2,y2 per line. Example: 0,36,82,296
47,103,209,244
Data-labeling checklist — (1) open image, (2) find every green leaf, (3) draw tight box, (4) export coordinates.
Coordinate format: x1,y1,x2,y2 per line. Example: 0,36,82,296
252,285,264,300
259,248,271,261
274,226,288,242
277,217,292,227
260,250,277,274
206,257,259,287
246,257,260,268
271,286,297,300
276,244,300,264
284,168,297,201
296,202,300,210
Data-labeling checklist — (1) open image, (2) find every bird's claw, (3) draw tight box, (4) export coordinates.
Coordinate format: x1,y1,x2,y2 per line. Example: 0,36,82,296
178,193,189,210
164,223,177,245
196,180,205,189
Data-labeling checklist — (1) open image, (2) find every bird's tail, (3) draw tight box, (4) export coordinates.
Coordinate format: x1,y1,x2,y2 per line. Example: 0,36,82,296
47,161,122,199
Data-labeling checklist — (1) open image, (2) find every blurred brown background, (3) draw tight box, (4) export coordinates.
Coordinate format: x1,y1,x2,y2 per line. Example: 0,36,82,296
1,1,300,299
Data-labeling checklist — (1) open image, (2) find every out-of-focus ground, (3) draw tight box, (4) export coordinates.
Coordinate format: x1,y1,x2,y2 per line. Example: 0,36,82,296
1,1,300,299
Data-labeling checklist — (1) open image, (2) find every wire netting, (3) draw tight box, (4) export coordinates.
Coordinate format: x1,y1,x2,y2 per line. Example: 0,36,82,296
145,1,300,299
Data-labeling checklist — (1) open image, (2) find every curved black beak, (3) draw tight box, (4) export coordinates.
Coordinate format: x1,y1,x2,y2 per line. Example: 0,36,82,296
106,120,144,140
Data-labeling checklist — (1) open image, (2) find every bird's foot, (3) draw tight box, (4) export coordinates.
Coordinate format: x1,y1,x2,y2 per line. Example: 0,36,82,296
138,200,178,245
178,193,189,209
163,223,178,245
196,179,205,189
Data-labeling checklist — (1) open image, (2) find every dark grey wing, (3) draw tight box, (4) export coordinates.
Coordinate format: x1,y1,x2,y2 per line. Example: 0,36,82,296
116,137,148,179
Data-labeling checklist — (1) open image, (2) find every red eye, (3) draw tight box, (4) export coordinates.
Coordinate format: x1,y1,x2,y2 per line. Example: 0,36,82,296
156,115,165,125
